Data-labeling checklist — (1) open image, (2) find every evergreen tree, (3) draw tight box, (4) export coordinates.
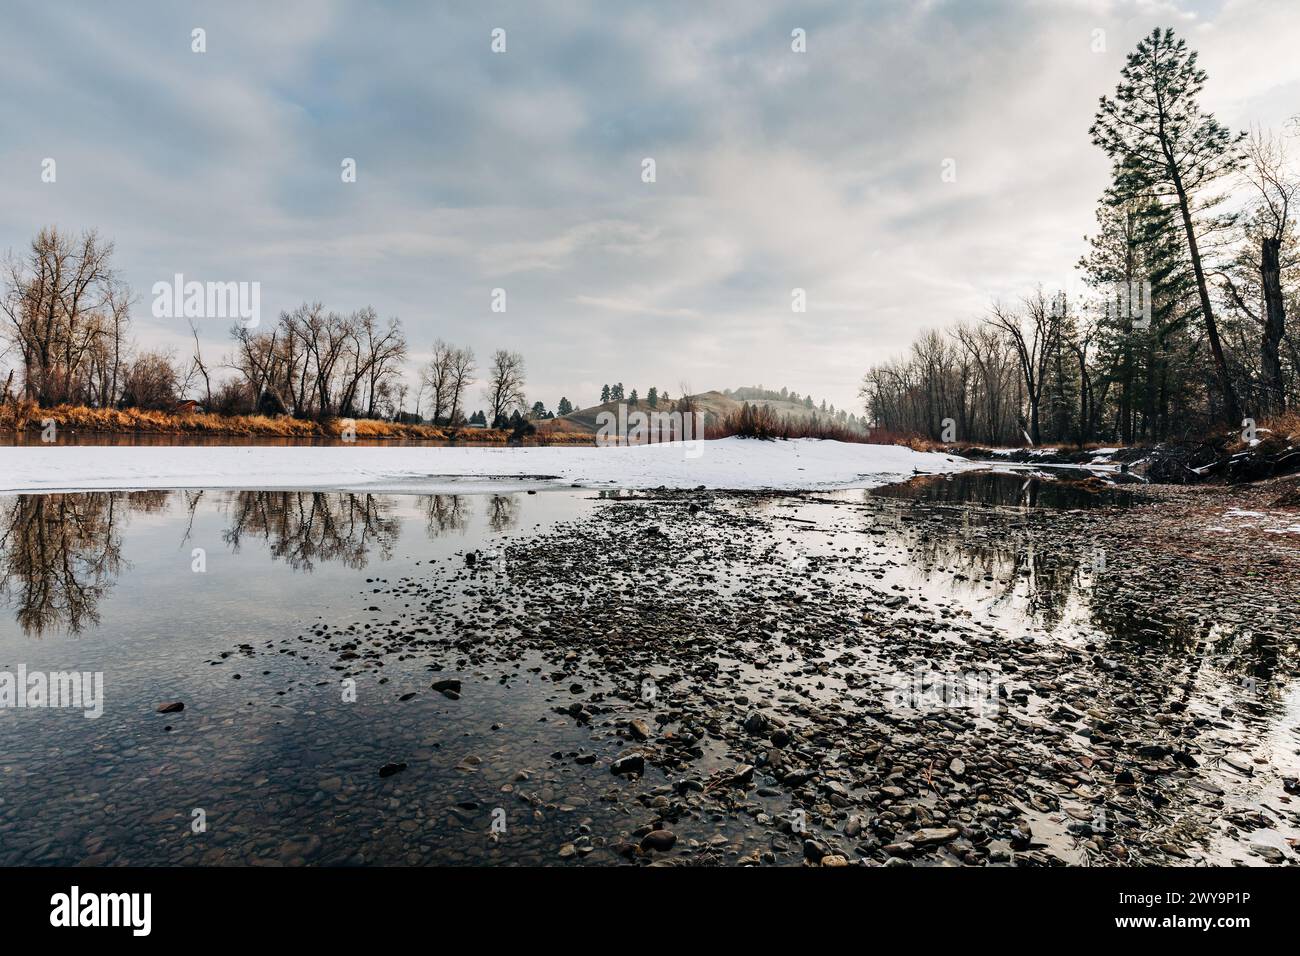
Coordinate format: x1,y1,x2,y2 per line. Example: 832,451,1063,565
1081,166,1200,441
1043,293,1082,442
1090,27,1245,423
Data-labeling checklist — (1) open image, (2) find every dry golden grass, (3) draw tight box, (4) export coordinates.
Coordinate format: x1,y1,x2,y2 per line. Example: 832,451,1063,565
0,402,593,444
889,432,943,452
1263,411,1300,443
1227,411,1300,455
536,417,592,435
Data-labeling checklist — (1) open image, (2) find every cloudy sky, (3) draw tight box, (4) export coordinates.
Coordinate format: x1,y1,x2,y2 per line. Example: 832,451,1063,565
2,0,1298,414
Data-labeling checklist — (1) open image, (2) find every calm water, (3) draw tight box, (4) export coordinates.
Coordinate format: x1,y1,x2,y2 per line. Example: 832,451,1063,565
0,484,1294,865
0,490,604,865
866,471,1137,508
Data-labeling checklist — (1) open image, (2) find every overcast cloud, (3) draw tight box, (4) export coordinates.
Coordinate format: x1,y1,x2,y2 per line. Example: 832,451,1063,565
2,0,1298,413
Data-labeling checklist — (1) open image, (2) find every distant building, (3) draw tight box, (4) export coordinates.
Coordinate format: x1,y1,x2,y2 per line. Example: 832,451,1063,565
174,400,204,415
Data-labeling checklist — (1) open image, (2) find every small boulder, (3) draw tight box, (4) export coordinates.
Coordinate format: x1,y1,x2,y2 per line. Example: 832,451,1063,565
909,827,959,846
640,830,677,852
432,678,462,700
611,753,645,776
742,711,770,735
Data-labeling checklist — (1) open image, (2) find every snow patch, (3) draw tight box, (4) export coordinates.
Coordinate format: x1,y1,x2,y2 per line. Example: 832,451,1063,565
0,438,980,494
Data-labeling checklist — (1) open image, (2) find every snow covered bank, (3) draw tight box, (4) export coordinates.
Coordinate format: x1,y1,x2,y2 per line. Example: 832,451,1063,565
0,438,977,493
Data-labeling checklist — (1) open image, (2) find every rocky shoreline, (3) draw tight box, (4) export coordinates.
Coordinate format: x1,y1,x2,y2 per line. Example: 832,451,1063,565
261,475,1300,866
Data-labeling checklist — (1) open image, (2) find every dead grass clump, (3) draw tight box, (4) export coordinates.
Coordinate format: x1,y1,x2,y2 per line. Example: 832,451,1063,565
1229,411,1300,455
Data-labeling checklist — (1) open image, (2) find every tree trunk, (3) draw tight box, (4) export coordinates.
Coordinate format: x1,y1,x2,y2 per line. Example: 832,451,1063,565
1171,171,1241,424
1260,235,1286,416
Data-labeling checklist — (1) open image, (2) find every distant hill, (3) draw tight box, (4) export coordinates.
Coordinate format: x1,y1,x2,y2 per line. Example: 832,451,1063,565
551,390,727,434
540,388,865,437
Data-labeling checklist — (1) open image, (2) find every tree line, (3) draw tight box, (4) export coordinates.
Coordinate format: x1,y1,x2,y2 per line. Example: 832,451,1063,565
726,385,866,431
599,383,664,408
0,230,553,428
863,28,1297,446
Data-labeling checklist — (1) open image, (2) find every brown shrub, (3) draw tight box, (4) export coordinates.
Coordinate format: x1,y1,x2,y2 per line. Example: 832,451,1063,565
712,402,925,446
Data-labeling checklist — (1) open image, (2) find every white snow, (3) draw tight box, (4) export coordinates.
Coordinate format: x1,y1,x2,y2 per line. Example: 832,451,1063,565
1208,508,1300,536
0,438,980,494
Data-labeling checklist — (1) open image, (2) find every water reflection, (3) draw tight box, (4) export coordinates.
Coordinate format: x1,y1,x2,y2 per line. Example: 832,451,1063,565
0,490,524,635
871,471,1136,508
0,492,165,637
486,494,519,532
419,494,470,536
222,491,401,571
907,527,1083,634
843,484,1255,664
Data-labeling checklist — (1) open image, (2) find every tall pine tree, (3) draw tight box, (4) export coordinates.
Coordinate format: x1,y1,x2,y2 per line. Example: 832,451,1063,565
1090,27,1245,424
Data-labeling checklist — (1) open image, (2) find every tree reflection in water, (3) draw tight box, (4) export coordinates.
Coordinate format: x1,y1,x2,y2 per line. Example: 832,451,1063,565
0,492,166,637
486,494,519,532
0,490,409,635
419,494,469,537
222,491,400,572
903,519,1080,634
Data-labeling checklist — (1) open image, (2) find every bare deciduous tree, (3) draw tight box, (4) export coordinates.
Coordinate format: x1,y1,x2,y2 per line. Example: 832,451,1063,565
988,290,1063,445
2,227,130,406
1241,129,1297,415
483,349,526,426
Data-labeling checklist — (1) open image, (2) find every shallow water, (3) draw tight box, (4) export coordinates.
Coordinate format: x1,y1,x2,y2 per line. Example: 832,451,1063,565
0,487,1295,866
864,471,1136,508
0,490,608,864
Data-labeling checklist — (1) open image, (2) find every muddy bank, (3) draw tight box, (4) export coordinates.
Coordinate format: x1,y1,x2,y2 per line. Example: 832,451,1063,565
259,476,1300,866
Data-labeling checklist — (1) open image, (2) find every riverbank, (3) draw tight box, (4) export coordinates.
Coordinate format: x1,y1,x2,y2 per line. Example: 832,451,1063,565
955,414,1300,485
0,402,591,445
212,477,1300,865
